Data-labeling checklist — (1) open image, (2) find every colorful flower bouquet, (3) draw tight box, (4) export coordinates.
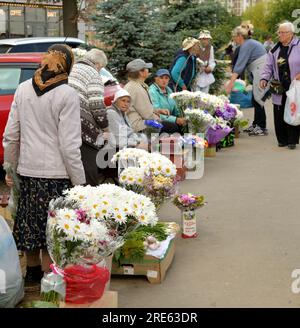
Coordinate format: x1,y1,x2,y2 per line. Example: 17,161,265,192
206,122,233,146
173,193,206,239
113,149,178,209
44,184,158,304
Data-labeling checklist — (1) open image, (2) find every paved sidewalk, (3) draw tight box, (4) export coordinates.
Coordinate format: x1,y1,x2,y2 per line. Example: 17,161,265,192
111,100,300,308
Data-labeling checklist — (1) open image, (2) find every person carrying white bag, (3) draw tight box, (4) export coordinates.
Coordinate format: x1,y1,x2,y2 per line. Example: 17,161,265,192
284,80,300,126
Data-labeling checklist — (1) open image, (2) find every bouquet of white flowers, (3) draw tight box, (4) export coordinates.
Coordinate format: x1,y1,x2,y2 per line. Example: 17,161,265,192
184,109,216,134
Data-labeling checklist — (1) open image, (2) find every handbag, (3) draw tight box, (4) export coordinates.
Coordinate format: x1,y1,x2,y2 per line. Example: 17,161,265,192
269,79,284,95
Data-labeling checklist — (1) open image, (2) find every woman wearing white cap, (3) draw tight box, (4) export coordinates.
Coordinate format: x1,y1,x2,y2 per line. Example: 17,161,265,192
106,89,144,149
193,30,216,94
169,37,200,91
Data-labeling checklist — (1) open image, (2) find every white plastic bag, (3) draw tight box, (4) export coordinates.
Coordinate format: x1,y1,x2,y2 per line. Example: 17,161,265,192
284,80,300,126
0,216,24,308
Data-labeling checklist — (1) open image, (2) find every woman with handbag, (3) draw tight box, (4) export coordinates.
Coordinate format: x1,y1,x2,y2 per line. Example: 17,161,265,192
69,49,109,185
260,21,300,149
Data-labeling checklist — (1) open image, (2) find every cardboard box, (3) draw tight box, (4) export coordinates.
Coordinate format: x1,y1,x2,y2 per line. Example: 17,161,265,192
111,238,175,284
60,291,118,308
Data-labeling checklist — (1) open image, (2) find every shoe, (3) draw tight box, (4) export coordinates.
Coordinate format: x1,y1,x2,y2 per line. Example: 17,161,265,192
243,124,256,133
248,126,267,136
278,143,287,147
288,144,296,149
24,265,43,291
262,128,268,135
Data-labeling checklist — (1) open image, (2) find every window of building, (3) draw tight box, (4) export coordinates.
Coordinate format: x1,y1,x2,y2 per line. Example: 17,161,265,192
25,7,46,37
0,6,8,38
47,9,59,36
9,6,25,38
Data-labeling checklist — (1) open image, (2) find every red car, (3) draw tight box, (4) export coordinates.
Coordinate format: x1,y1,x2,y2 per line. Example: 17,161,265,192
0,53,122,164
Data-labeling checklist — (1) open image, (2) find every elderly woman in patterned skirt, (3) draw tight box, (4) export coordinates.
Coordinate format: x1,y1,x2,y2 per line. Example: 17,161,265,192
3,44,85,288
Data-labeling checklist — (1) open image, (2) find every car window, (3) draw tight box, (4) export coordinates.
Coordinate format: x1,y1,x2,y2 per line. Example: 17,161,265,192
35,42,57,52
0,67,21,95
0,45,11,54
20,68,37,83
11,44,37,53
66,42,82,49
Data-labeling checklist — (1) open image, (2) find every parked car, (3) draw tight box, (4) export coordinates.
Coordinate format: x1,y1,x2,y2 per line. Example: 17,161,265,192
0,37,85,54
0,53,122,164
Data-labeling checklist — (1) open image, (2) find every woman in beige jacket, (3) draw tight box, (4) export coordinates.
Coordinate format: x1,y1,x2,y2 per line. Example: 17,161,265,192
3,44,85,289
124,59,179,134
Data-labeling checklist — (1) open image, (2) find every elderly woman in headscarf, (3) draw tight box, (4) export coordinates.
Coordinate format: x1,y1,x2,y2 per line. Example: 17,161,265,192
260,21,300,149
193,30,216,94
225,25,268,136
3,44,85,288
169,37,200,91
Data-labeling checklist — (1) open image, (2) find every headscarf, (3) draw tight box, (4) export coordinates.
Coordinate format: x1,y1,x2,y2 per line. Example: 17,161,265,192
32,44,74,96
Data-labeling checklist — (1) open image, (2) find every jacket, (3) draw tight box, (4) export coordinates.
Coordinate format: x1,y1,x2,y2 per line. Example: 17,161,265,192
261,37,300,105
68,59,108,148
106,104,143,148
124,80,160,132
3,79,85,186
170,50,197,91
148,83,181,124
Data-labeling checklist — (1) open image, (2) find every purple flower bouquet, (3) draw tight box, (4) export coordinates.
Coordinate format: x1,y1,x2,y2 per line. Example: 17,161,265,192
206,125,233,145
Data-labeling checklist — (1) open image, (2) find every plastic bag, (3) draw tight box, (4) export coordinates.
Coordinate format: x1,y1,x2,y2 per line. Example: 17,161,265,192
206,126,233,145
229,91,253,109
64,264,110,304
284,80,300,126
0,216,24,308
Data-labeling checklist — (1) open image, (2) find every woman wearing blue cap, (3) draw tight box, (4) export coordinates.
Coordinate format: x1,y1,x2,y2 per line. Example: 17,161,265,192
149,69,186,130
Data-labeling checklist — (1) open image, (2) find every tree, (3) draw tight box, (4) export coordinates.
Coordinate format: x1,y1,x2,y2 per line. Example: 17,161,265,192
62,0,79,37
266,0,300,33
91,0,173,81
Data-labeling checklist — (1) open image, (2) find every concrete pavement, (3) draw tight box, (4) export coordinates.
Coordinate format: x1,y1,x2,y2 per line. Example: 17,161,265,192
111,100,300,308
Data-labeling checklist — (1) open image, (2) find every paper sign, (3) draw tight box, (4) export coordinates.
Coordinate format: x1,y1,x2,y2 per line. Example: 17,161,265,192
123,266,134,275
147,270,158,279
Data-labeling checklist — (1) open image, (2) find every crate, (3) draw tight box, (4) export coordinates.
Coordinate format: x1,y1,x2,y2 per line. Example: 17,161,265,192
111,238,175,284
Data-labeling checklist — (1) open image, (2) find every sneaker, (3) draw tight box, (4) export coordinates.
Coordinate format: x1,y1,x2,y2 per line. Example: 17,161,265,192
243,124,256,133
288,144,296,150
248,126,267,136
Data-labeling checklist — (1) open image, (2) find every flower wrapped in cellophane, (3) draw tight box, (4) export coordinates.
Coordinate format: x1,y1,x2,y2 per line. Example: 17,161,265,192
44,184,157,305
184,109,216,134
173,193,206,211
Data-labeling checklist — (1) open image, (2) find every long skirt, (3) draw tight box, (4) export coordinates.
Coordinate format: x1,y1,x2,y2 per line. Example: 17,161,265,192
13,176,71,252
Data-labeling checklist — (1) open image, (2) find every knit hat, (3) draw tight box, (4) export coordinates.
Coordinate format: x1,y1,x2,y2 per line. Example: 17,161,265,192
113,89,131,103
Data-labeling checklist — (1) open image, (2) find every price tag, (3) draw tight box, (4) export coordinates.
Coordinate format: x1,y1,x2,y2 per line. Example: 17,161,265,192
123,266,134,275
147,270,158,279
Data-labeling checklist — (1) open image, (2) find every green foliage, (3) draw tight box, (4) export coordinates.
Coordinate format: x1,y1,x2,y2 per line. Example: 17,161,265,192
266,0,300,34
209,60,229,95
91,0,239,82
113,222,168,263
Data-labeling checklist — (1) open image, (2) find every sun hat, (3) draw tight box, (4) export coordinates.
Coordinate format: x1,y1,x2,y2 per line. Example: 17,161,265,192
113,89,131,103
182,37,200,51
198,30,212,39
155,69,170,77
126,59,153,72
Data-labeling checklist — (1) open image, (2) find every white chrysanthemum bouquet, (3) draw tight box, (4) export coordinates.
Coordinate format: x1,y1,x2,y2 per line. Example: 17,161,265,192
184,109,216,134
112,149,178,209
44,184,158,305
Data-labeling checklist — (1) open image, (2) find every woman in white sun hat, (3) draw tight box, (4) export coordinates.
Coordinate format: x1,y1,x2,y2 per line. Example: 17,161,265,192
170,37,200,91
193,30,216,94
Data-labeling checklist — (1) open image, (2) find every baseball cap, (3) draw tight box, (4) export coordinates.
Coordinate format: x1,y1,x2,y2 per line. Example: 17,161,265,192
126,59,153,72
155,69,170,77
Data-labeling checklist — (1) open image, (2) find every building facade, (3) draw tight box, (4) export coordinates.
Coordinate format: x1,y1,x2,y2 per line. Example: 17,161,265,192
0,1,63,39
